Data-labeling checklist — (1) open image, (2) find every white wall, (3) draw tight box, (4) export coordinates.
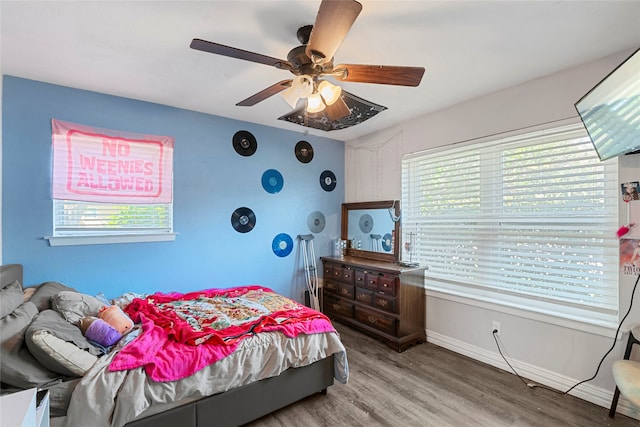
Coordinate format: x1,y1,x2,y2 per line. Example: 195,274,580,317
345,49,640,418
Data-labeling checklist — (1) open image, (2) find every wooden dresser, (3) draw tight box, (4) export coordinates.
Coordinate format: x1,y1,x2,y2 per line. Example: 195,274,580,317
321,256,427,352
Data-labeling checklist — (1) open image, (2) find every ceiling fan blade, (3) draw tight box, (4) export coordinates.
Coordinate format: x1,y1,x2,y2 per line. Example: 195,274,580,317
333,64,425,86
191,38,291,69
236,80,292,107
306,0,362,65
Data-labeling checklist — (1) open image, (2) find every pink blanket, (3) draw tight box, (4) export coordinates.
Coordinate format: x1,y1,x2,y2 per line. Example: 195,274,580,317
109,286,335,382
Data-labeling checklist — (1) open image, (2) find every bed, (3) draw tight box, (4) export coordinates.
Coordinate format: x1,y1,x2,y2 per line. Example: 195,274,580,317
0,264,348,427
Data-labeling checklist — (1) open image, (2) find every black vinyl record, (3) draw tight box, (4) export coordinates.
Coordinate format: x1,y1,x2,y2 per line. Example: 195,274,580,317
320,170,337,191
307,211,326,233
295,140,314,163
231,207,256,233
233,130,257,157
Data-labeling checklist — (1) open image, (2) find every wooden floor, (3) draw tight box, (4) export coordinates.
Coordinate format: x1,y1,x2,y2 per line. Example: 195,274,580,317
246,322,639,427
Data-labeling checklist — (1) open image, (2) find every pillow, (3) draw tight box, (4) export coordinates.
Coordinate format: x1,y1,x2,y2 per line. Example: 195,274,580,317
52,291,106,325
29,281,77,312
0,280,24,319
25,309,101,377
0,301,62,388
26,330,99,377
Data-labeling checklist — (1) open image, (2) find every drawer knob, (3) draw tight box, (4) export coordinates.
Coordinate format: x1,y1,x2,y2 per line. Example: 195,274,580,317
368,316,378,324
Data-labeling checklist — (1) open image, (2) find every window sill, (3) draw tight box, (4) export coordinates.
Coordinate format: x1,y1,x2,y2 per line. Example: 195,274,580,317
45,233,177,246
424,277,621,339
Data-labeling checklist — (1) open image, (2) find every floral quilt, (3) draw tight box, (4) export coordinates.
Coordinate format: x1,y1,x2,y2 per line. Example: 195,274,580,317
109,285,335,382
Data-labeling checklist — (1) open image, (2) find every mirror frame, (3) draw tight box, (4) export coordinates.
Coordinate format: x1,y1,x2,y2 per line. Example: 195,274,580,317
341,200,400,263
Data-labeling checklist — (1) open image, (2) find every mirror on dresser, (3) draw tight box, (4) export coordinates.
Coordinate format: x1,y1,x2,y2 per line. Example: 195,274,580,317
341,200,400,262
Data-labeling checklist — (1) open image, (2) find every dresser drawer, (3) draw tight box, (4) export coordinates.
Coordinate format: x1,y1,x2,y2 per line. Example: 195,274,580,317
324,295,353,318
373,293,396,313
354,269,366,287
324,280,354,299
323,263,333,277
378,274,398,296
355,287,374,305
364,272,379,290
354,306,396,336
340,265,355,284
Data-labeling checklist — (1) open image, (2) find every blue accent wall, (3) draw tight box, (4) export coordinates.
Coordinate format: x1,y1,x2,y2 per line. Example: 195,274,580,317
2,76,344,300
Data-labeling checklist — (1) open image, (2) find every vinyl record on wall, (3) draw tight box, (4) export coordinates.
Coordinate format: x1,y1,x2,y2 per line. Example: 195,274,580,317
261,169,284,194
231,207,256,233
295,140,314,163
272,233,294,257
232,130,257,157
319,170,336,192
382,233,393,252
307,211,326,233
359,214,374,233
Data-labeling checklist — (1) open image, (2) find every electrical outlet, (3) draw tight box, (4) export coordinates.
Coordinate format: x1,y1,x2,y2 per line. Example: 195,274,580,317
492,321,501,336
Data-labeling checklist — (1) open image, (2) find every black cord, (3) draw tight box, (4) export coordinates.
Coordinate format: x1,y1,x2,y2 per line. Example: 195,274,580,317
492,272,640,395
492,331,531,387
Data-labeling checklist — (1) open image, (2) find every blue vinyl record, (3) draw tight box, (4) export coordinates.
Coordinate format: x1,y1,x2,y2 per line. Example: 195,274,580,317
262,169,284,194
272,233,293,257
382,233,393,252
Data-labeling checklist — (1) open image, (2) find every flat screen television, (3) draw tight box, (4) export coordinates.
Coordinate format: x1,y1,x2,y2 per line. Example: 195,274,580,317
575,47,640,161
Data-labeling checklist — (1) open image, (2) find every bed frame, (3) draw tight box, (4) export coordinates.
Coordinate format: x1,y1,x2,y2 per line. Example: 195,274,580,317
128,356,334,427
0,264,336,427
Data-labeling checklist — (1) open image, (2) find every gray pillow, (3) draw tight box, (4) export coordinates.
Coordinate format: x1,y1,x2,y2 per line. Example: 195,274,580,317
52,291,106,325
0,301,62,388
1,280,23,319
26,310,101,377
29,281,77,312
28,309,102,350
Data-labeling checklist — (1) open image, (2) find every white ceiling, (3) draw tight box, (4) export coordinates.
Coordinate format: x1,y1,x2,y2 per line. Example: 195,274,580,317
2,1,639,141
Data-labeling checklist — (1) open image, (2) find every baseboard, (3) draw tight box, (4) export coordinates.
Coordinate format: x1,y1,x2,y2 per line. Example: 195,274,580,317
426,329,640,420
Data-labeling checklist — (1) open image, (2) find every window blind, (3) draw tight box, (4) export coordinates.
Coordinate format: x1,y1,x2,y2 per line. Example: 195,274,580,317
401,124,619,318
53,200,173,235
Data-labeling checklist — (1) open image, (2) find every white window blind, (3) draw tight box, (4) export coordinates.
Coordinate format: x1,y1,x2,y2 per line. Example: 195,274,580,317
53,200,173,235
401,123,619,322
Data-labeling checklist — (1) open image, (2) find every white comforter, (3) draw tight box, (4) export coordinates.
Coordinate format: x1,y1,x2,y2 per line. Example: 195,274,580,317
63,328,348,427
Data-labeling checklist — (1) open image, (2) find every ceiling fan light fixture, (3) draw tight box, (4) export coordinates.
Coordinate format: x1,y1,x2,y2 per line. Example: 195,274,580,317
318,80,342,106
281,87,301,109
281,75,313,108
306,92,326,113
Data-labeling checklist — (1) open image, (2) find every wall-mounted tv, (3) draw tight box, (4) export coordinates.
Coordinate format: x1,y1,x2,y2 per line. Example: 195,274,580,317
575,47,640,161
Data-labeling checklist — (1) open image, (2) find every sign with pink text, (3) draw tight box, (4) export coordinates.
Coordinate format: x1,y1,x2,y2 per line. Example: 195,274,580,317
52,119,174,204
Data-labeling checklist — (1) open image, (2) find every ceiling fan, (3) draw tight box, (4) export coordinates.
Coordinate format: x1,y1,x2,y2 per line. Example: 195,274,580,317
190,0,425,128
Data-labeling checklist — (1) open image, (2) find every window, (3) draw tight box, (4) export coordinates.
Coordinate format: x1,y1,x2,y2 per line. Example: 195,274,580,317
401,123,619,325
47,119,175,246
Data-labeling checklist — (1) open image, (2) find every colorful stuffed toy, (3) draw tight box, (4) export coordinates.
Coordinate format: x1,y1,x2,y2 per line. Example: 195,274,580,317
99,305,134,334
79,316,122,347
